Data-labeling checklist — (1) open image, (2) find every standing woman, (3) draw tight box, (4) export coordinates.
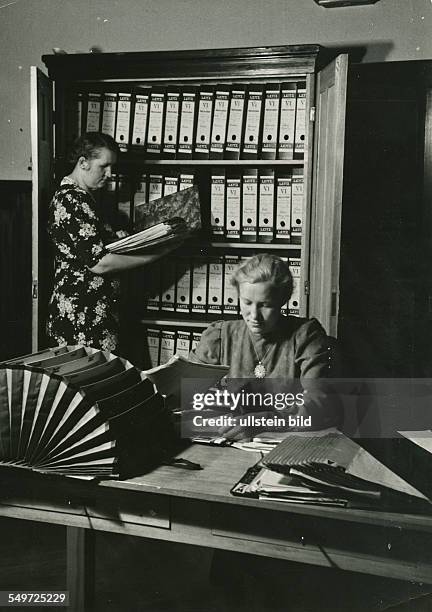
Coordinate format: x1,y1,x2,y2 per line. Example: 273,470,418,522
47,132,170,352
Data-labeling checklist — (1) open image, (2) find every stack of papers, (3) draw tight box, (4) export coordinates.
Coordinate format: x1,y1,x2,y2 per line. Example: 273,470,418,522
106,218,185,253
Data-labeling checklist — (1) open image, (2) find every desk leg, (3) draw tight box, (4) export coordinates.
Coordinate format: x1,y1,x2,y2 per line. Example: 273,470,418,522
66,527,95,612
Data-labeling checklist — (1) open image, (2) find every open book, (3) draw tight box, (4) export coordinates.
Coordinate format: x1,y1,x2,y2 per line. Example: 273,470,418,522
106,185,201,254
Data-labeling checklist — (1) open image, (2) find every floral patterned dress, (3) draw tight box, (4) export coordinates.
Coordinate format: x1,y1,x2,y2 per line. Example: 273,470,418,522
46,177,120,351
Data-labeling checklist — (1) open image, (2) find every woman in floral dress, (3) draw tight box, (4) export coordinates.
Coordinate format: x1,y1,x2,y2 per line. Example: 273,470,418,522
47,132,172,352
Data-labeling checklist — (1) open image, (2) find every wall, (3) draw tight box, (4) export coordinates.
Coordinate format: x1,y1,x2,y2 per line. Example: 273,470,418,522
0,0,431,180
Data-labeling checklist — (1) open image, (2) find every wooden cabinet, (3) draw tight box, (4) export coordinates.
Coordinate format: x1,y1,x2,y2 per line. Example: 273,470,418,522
31,45,348,363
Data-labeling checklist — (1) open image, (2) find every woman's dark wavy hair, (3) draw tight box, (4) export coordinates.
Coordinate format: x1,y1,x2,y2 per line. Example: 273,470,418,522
68,132,120,165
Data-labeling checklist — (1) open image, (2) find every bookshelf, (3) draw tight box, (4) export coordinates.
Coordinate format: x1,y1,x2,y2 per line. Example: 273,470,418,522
31,45,348,368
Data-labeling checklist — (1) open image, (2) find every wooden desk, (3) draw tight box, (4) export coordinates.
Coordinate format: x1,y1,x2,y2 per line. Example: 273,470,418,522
1,445,432,610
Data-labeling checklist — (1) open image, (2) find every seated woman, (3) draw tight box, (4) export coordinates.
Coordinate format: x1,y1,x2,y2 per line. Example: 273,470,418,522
189,253,340,438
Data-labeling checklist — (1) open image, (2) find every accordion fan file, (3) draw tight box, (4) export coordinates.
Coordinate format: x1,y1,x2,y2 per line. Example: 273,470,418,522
0,346,175,479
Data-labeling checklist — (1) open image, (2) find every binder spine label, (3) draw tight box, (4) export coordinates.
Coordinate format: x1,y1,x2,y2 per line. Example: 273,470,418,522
147,328,161,367
288,258,301,316
131,93,149,147
147,93,165,153
210,91,229,153
148,174,163,202
207,259,224,314
223,257,239,314
226,177,241,241
191,261,208,313
258,173,275,241
211,174,225,237
115,93,132,149
179,173,194,191
195,92,213,154
242,173,258,240
262,89,280,155
278,86,296,159
101,94,117,138
243,92,263,155
178,92,196,155
291,173,304,243
163,175,179,196
160,330,176,364
294,85,306,157
163,92,180,154
86,93,102,132
161,263,176,312
176,263,191,313
191,332,202,351
175,331,191,358
275,175,292,241
226,90,245,153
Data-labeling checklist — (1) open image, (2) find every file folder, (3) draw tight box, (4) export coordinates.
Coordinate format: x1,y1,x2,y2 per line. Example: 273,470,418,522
163,173,179,196
146,328,161,367
288,258,301,316
210,86,230,159
258,168,275,243
275,170,292,242
131,89,150,148
191,256,208,314
146,262,161,311
225,85,247,159
223,255,239,314
175,256,191,313
101,93,117,138
161,258,177,312
207,256,224,315
291,168,304,244
210,171,226,240
294,81,306,159
85,93,102,132
261,84,281,159
277,82,297,160
225,172,241,241
178,86,198,159
148,173,163,202
242,85,264,159
146,87,165,155
175,331,191,359
115,93,132,150
162,86,180,158
160,329,176,364
241,168,258,243
195,86,214,159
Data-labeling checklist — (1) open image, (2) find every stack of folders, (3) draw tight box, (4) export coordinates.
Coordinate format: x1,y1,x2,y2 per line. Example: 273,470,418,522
232,432,432,510
0,346,175,480
106,185,201,254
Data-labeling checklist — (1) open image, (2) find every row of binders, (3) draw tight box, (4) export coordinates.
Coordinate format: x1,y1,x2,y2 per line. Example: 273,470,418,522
145,328,203,368
145,255,301,316
71,81,307,159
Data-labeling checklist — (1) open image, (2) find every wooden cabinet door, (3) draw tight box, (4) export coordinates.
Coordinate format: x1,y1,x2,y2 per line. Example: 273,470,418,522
30,67,53,351
308,54,348,337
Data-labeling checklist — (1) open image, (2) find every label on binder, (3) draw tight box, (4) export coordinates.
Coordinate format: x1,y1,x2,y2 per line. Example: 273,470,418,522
191,331,202,352
288,258,301,316
148,174,163,202
210,172,225,239
291,169,303,244
279,256,289,316
179,172,195,191
86,93,102,132
207,257,224,314
175,331,191,359
163,89,180,156
242,87,263,158
191,257,208,313
160,329,176,364
175,257,191,313
261,85,280,159
147,328,161,367
195,88,214,158
275,171,291,242
163,174,179,196
223,256,239,314
258,169,275,243
210,88,230,157
294,82,306,159
178,90,197,157
147,91,165,154
101,93,117,138
277,82,296,160
115,93,132,149
161,259,177,312
241,168,258,242
225,87,246,158
131,91,149,147
226,174,241,241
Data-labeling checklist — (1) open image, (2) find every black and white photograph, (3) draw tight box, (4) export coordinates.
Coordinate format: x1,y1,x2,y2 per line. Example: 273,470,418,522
1,1,432,610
